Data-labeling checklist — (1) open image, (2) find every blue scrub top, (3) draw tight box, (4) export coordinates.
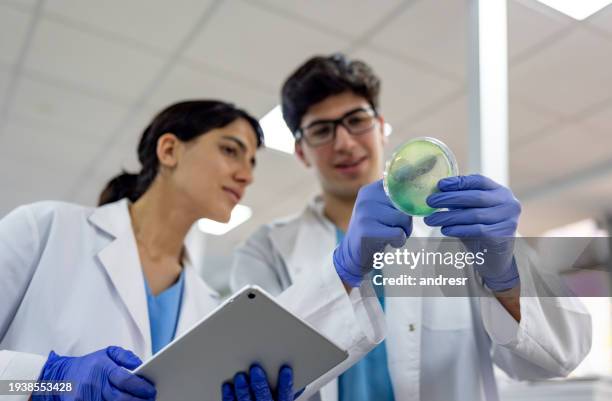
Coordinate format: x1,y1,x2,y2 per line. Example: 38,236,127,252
336,228,395,401
144,270,185,355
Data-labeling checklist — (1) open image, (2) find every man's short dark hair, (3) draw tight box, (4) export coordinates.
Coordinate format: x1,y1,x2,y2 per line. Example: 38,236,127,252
281,53,381,135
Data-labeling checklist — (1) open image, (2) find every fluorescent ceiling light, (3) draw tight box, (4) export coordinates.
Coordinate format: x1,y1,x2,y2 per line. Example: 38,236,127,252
534,0,612,20
259,105,294,154
198,204,252,236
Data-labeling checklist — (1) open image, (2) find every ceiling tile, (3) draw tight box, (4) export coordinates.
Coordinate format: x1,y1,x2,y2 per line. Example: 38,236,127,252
368,0,468,81
395,94,562,178
66,106,160,203
509,98,559,141
73,165,127,208
0,177,70,218
367,0,575,81
574,172,612,206
148,62,277,118
25,18,166,101
518,197,593,235
100,108,158,176
57,104,160,203
10,77,127,139
44,0,215,53
510,27,612,116
253,0,405,38
508,0,573,60
71,181,102,208
70,115,155,205
0,117,105,173
184,0,350,90
352,47,460,130
0,0,37,10
0,122,89,214
517,170,612,235
587,3,612,35
0,4,31,65
511,121,611,191
0,65,9,99
511,148,555,191
0,189,28,218
0,174,71,205
0,151,64,192
397,94,468,171
582,103,612,132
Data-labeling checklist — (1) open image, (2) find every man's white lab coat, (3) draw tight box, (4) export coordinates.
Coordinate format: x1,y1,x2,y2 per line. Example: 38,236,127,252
231,196,592,401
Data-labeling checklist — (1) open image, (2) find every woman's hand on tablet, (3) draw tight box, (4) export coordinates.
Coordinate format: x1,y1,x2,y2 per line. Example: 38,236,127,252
33,346,156,401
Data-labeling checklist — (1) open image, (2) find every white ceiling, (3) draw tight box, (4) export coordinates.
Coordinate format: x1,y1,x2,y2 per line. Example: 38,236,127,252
1,0,611,289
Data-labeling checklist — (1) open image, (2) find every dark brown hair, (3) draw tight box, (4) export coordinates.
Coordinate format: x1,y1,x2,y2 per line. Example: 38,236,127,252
281,53,381,134
98,100,263,206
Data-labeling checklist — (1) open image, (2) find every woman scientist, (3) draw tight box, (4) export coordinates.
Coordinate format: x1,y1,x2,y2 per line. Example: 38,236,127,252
0,100,296,401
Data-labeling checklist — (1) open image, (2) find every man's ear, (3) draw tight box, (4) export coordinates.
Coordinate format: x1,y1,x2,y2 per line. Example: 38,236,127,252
295,141,311,168
157,132,180,169
377,115,388,145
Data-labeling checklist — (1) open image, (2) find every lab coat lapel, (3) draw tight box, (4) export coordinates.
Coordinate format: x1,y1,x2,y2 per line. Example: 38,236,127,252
88,199,152,358
269,197,336,283
175,257,220,336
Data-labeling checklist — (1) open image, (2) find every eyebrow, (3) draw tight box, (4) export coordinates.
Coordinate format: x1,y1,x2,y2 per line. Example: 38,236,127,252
221,135,257,167
221,135,247,151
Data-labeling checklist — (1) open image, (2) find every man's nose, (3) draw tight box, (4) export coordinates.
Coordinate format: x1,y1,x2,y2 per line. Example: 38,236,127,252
333,124,357,151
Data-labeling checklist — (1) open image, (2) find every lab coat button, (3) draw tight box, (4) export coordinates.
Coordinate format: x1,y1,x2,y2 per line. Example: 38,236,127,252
409,323,416,332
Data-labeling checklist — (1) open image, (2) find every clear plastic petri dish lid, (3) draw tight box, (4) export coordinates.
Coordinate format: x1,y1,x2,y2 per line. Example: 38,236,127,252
383,136,459,217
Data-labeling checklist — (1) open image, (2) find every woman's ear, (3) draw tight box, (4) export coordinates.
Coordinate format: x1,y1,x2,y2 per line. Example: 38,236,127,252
157,133,180,168
295,141,311,167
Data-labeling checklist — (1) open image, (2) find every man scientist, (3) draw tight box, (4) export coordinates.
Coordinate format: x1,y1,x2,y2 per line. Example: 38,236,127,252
231,53,592,401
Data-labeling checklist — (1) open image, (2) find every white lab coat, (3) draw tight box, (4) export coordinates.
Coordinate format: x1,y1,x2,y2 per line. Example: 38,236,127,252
0,199,384,401
231,196,593,401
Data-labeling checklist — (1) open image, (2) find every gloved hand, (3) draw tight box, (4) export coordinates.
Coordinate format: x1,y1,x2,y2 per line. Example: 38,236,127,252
33,346,156,401
222,365,302,401
424,174,521,292
333,180,413,287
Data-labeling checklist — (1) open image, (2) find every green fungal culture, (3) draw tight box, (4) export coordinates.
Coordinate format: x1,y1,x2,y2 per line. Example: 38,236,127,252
384,138,458,217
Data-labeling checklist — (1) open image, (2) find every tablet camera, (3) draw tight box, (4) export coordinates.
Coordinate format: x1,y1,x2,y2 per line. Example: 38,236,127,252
248,292,256,299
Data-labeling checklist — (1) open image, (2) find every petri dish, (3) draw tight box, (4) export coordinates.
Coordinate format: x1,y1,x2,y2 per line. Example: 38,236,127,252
383,137,458,216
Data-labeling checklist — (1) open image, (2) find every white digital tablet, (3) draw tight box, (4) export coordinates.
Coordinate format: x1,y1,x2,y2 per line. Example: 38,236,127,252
134,285,349,401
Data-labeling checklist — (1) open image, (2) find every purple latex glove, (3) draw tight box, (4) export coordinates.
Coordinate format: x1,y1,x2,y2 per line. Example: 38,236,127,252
222,365,302,401
425,174,521,292
34,346,156,401
333,180,413,287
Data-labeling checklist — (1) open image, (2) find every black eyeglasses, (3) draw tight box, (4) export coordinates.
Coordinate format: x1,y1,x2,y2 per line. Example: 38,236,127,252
295,107,378,147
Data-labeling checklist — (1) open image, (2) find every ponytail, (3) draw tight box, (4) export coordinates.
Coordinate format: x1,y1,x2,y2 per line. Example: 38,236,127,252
98,172,142,206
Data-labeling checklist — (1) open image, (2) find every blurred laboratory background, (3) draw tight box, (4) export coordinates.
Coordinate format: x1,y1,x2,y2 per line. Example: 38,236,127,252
0,0,611,398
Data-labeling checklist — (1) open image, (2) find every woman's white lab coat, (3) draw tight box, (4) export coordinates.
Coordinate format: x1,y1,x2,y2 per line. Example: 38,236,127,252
231,196,593,401
0,199,384,401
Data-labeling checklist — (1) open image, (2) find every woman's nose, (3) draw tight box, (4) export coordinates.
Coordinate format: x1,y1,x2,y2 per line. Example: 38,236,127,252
234,163,254,186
